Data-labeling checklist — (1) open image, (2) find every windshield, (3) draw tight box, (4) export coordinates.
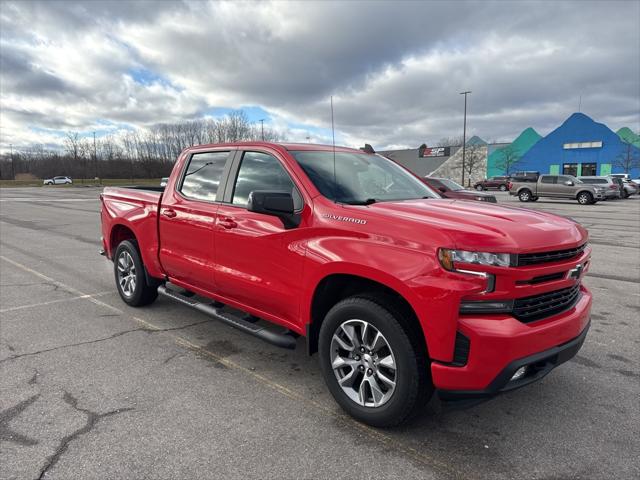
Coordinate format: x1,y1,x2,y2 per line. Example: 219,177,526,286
291,151,439,203
438,179,464,191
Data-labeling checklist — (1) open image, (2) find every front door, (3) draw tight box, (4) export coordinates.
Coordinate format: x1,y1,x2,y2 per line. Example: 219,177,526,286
158,149,233,293
214,150,307,329
538,175,557,196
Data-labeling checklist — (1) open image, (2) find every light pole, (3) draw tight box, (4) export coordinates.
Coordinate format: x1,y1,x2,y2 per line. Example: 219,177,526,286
460,90,471,186
93,131,98,179
259,119,265,141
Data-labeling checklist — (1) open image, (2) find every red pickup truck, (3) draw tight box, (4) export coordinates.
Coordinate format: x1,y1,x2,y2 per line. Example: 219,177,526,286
101,142,592,427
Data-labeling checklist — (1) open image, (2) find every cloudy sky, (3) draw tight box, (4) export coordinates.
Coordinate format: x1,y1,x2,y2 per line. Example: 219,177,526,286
1,0,639,152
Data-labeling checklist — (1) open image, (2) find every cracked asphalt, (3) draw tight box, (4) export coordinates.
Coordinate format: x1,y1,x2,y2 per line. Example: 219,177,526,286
0,187,638,480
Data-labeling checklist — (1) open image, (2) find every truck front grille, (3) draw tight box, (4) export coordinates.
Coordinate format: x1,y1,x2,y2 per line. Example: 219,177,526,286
516,243,586,266
513,284,582,323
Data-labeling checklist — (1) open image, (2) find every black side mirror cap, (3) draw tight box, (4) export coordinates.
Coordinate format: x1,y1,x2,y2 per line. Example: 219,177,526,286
247,191,300,229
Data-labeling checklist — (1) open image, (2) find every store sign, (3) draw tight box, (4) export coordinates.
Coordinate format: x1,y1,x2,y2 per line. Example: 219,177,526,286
420,146,450,157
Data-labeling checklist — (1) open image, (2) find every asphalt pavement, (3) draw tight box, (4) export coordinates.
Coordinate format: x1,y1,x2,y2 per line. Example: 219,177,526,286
1,187,638,480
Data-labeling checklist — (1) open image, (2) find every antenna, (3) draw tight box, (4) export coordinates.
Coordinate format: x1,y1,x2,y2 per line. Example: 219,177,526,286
331,96,337,200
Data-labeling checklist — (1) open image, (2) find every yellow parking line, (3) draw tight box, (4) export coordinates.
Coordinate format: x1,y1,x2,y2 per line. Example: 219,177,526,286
0,254,465,479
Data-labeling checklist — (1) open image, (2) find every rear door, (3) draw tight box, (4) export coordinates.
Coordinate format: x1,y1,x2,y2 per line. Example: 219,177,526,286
158,149,234,293
537,175,557,196
214,149,308,328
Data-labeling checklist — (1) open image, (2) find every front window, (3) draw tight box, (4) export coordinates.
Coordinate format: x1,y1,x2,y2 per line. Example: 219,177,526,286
291,151,438,204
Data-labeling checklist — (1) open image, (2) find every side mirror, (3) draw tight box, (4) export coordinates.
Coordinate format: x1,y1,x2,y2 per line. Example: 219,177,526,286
564,180,574,186
247,191,300,229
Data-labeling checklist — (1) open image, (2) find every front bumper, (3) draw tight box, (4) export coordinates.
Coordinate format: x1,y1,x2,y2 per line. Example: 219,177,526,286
437,320,589,406
431,284,592,399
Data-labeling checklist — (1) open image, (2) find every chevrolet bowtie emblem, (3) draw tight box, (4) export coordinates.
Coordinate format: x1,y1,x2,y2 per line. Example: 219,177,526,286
567,264,583,280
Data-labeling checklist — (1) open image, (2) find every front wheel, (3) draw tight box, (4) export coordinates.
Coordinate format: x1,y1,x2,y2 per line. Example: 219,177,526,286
577,192,593,205
318,297,433,427
499,184,507,192
519,189,532,202
114,240,158,306
475,185,484,191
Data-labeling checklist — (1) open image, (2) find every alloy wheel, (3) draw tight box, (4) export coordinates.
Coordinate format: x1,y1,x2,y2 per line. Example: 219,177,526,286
117,251,137,297
330,319,397,407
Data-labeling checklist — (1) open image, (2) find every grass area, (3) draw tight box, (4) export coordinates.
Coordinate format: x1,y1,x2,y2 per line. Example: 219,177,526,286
0,178,162,188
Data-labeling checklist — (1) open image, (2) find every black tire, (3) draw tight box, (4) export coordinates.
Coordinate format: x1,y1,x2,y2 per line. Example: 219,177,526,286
499,184,507,192
475,185,484,191
577,192,593,205
622,190,629,199
318,296,433,427
114,240,158,306
518,189,532,202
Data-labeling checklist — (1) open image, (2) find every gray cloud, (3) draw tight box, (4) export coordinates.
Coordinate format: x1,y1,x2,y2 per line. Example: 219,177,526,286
0,0,638,151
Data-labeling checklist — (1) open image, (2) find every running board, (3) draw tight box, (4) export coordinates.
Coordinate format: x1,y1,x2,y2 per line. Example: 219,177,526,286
157,285,297,350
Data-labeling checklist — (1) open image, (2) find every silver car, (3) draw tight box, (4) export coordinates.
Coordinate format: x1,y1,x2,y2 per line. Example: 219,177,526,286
578,176,621,199
43,176,73,185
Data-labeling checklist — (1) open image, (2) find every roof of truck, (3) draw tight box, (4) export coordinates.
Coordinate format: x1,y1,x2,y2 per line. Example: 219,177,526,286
184,141,369,154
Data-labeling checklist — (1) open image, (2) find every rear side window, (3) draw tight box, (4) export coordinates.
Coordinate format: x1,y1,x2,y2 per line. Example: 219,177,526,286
540,176,556,184
232,152,300,208
180,151,229,201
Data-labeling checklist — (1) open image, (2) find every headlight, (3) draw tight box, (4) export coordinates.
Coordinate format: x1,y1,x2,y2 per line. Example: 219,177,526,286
438,248,512,270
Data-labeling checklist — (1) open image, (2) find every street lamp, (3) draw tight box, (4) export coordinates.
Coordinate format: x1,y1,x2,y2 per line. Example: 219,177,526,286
460,91,471,186
259,119,265,141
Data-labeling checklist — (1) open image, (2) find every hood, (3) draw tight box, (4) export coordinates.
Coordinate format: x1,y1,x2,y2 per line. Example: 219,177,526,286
356,199,587,253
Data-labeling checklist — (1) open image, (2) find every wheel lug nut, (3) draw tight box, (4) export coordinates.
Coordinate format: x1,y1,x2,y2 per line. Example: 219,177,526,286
359,365,365,371
360,347,365,353
354,355,360,361
367,368,373,376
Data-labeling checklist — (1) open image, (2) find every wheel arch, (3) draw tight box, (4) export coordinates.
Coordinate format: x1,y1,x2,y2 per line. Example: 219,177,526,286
305,273,427,360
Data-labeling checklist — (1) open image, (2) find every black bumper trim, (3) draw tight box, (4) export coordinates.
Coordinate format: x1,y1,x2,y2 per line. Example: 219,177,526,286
437,320,590,407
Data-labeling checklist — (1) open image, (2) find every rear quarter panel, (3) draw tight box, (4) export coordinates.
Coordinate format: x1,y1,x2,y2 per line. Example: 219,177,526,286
101,187,164,278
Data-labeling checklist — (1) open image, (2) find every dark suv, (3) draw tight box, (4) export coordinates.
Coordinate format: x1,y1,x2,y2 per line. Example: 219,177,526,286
474,176,510,191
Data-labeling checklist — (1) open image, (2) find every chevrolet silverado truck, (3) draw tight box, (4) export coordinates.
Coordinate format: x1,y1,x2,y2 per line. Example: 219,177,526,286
510,174,604,204
101,142,592,427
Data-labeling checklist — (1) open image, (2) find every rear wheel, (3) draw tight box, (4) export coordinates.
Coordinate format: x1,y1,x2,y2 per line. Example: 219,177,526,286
114,240,158,306
499,184,507,191
577,192,593,205
475,185,484,191
318,297,432,427
518,189,532,202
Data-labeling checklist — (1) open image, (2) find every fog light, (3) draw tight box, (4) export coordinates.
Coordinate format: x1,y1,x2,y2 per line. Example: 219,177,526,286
510,366,528,381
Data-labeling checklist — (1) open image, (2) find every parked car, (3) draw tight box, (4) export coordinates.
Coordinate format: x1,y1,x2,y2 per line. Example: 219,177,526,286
101,142,591,427
510,174,604,204
610,173,631,181
622,179,639,196
424,177,497,202
473,176,510,192
578,176,621,200
610,177,636,198
160,177,169,187
43,176,73,185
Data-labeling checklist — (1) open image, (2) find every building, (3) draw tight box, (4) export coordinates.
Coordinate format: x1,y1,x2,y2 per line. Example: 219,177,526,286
379,145,458,177
517,113,640,178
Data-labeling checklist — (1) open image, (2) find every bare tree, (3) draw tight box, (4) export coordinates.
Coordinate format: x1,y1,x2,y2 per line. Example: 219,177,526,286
435,135,464,147
456,144,485,185
494,144,522,175
612,140,640,173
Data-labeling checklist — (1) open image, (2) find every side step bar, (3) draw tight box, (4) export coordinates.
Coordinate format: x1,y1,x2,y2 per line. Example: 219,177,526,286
157,285,297,350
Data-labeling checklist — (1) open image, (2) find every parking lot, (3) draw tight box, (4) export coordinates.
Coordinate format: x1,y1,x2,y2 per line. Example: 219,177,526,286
1,187,638,480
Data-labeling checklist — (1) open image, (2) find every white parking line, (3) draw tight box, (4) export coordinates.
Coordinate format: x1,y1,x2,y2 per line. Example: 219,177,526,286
0,198,97,202
0,291,112,313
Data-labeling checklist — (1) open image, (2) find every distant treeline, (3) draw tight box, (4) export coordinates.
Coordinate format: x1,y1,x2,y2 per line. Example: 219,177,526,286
0,111,283,180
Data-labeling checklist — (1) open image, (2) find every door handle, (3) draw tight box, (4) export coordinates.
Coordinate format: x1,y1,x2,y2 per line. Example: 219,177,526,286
218,217,238,229
161,208,177,218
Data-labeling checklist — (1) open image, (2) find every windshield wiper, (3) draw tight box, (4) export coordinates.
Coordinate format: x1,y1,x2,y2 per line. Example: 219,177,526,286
341,198,377,205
